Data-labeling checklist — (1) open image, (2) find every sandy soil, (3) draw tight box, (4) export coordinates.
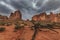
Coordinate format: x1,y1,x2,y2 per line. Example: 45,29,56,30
0,25,60,40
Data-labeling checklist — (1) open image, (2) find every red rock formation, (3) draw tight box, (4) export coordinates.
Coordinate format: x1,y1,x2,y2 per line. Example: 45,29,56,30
32,12,46,21
32,15,39,21
9,10,22,21
46,12,58,22
32,12,60,22
38,12,47,21
57,13,60,22
32,12,47,22
0,15,8,21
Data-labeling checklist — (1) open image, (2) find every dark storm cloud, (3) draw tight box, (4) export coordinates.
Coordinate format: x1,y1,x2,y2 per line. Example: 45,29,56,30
37,0,60,13
0,4,11,14
0,0,60,19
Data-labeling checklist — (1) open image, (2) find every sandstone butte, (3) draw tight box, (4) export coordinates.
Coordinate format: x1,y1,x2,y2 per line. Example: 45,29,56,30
0,10,22,22
0,10,60,40
32,12,60,23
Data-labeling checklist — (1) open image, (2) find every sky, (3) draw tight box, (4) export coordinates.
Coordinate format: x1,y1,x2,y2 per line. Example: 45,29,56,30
0,0,60,19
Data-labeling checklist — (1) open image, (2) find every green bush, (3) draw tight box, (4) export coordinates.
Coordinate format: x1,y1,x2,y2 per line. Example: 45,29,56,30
0,22,5,26
14,24,24,30
14,24,24,32
15,25,21,30
0,27,5,32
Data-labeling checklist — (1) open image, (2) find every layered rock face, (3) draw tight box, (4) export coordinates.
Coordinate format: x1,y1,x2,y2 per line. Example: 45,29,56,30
32,12,47,22
0,15,8,21
32,12,60,22
9,10,22,21
0,10,22,21
0,10,60,22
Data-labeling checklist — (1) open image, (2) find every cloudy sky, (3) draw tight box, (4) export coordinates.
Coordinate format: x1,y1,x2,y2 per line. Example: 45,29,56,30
0,0,60,19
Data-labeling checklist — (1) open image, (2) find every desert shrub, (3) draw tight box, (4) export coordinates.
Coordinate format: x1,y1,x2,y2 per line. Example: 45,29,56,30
0,22,5,26
14,24,24,31
0,27,5,32
14,25,21,32
15,25,21,30
54,22,60,27
14,24,24,32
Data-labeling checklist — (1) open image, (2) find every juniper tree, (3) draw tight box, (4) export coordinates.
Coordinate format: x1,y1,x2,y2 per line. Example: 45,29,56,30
31,22,58,40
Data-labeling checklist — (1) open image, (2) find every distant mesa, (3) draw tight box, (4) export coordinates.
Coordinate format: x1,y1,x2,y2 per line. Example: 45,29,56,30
32,12,60,23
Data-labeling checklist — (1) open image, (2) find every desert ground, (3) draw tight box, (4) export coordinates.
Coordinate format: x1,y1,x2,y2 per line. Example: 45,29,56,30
0,24,60,40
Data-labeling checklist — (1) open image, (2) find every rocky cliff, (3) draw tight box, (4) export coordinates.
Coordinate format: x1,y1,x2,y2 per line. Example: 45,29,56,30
32,12,60,23
0,10,60,23
9,10,22,21
0,10,22,21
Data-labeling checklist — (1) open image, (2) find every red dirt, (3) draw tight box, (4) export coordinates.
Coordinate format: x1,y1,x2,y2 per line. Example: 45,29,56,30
0,25,60,40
